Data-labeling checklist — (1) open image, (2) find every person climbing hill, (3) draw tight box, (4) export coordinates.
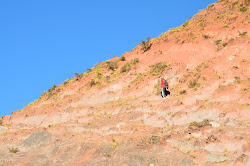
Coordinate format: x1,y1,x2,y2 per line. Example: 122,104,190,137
161,77,169,99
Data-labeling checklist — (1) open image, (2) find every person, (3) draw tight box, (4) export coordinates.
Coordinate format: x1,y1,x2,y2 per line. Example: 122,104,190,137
161,77,168,99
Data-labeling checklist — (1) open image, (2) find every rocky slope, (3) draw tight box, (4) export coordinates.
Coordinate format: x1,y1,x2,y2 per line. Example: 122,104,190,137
0,0,249,165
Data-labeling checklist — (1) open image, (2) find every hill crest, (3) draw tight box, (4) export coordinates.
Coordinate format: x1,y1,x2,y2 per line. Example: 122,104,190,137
0,0,249,165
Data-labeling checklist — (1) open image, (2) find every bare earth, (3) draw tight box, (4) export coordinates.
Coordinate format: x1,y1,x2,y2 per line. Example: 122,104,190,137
0,0,249,165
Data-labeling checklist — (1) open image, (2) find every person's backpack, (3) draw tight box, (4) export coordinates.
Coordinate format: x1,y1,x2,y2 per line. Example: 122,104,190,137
164,80,168,87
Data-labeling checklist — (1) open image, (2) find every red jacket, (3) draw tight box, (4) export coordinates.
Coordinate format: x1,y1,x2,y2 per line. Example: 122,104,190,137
161,78,166,88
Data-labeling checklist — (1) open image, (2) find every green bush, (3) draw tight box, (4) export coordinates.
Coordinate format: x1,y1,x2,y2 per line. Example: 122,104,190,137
232,1,238,8
63,80,69,87
120,58,139,73
48,84,57,92
196,62,209,72
239,6,248,12
76,73,83,81
208,4,214,9
183,20,189,27
120,55,126,61
154,81,161,95
89,79,96,87
223,42,228,47
9,147,19,153
188,80,200,88
150,62,168,76
234,77,241,84
189,121,198,127
180,89,187,94
141,37,152,52
131,58,139,65
97,72,103,79
106,61,118,71
215,39,222,45
239,31,247,37
121,63,131,73
41,84,58,100
105,76,110,82
202,34,209,39
223,24,229,28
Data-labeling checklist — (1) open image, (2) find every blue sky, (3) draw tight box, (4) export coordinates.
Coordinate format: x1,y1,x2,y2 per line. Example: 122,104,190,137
0,0,217,117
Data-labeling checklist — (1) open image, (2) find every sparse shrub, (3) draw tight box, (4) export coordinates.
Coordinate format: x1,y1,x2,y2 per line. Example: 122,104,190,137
190,119,210,128
106,61,118,71
216,47,222,52
179,75,188,83
56,88,61,93
48,84,57,92
2,131,7,135
131,58,139,65
188,80,200,88
202,34,209,39
107,153,112,158
97,72,103,79
214,72,222,78
141,37,152,52
183,20,189,27
239,31,247,37
87,68,92,72
43,84,58,100
76,73,83,81
149,135,161,145
232,1,239,8
228,38,234,43
133,73,144,84
190,121,198,127
121,63,131,73
112,142,118,147
202,75,207,80
120,55,126,61
234,77,241,83
0,119,3,126
89,79,96,87
208,4,214,9
120,58,139,73
242,59,247,62
180,89,187,94
223,42,228,47
239,6,248,12
9,147,19,153
63,80,69,86
196,62,209,72
154,81,161,95
191,35,198,39
223,24,229,28
233,65,239,69
215,39,222,45
105,76,110,82
150,62,168,76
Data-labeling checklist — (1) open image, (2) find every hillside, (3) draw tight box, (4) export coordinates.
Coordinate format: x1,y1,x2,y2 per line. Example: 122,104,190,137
0,0,249,165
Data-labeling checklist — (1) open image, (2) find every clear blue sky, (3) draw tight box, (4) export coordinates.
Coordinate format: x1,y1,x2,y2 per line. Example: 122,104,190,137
0,0,217,117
